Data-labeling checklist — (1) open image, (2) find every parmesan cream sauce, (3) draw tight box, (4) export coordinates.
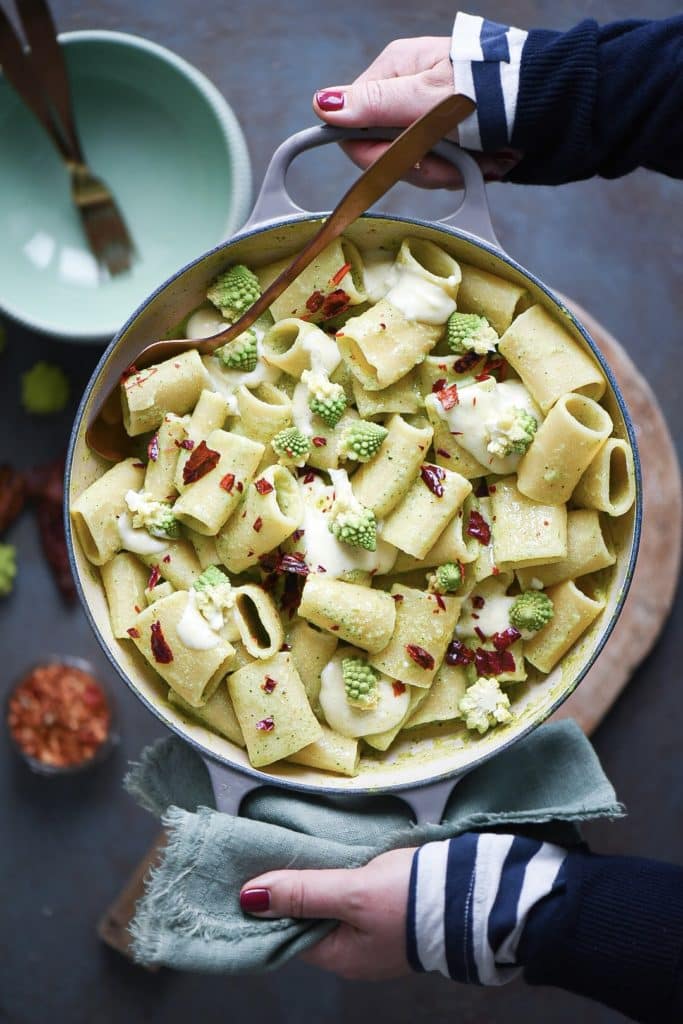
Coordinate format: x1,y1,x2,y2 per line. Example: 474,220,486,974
361,247,458,324
427,378,543,475
176,589,221,650
291,331,342,437
116,511,168,556
456,579,515,639
296,474,396,578
319,650,409,738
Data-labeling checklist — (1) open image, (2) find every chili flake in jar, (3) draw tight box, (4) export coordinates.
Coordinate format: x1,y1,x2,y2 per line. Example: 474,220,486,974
7,662,112,771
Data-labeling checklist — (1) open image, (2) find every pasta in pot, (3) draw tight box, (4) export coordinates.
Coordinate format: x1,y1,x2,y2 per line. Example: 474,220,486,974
70,233,632,774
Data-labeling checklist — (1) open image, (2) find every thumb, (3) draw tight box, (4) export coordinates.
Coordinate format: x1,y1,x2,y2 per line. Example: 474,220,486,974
314,72,447,128
239,867,364,921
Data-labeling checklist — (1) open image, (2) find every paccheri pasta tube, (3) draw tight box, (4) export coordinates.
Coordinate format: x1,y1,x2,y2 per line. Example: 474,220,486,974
572,438,636,517
121,350,208,436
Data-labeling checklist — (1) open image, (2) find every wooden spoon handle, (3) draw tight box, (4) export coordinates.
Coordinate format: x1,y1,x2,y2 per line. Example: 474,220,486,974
199,93,475,353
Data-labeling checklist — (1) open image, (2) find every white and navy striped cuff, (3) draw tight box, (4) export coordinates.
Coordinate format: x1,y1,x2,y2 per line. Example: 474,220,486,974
407,834,567,985
450,12,528,151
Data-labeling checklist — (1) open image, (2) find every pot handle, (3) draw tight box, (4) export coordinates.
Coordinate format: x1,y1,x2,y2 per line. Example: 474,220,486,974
243,125,501,249
203,753,465,825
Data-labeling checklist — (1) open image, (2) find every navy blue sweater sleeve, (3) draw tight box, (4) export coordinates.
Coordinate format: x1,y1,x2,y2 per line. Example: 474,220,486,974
510,17,683,184
520,850,683,1023
407,836,683,1022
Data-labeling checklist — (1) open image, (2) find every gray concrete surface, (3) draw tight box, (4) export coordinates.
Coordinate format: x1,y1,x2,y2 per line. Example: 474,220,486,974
0,1,681,1022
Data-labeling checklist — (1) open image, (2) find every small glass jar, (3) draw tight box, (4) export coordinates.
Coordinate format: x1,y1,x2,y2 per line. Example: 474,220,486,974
5,654,119,775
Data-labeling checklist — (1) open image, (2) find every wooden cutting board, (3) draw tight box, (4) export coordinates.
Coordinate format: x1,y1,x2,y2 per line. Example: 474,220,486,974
98,299,682,962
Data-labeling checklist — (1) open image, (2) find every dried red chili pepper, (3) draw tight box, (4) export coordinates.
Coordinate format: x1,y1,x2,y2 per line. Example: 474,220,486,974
150,621,173,664
175,438,195,450
183,441,220,485
474,647,515,677
431,378,447,393
256,716,275,732
321,289,349,319
312,436,327,447
435,383,459,410
147,565,161,590
392,681,407,697
420,464,446,498
25,458,76,603
453,351,482,374
254,478,274,495
147,435,159,462
434,593,446,611
276,552,309,576
0,464,27,533
491,627,521,651
405,644,435,670
261,677,278,693
127,627,141,639
436,448,451,458
305,291,325,314
392,593,404,603
330,262,352,286
445,639,475,666
253,517,263,533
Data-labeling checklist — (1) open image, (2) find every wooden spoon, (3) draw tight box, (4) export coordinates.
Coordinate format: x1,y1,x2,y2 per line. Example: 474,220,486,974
85,94,475,461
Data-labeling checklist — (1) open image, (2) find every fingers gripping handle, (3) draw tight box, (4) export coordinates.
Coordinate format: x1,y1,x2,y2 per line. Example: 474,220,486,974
244,124,501,249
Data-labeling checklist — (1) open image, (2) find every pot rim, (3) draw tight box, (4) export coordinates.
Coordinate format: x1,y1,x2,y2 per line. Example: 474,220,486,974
65,209,642,798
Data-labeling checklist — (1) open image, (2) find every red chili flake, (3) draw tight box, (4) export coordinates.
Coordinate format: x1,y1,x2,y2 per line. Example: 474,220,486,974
330,262,352,286
253,517,263,533
492,627,522,652
147,435,159,462
183,441,220,485
261,677,278,693
405,644,435,670
312,436,327,447
330,624,340,631
24,458,76,603
335,331,345,338
379,322,387,330
219,472,234,493
280,643,292,652
467,509,491,545
392,681,407,697
317,565,327,573
434,593,446,611
254,477,274,495
256,716,275,732
303,471,316,484
134,605,141,614
162,554,171,564
451,430,464,436
472,595,485,609
236,481,244,493
150,621,173,664
474,647,515,677
306,291,325,313
127,627,141,639
417,444,425,452
292,529,305,542
147,565,161,590
472,613,479,620
420,464,446,498
132,461,145,469
322,289,350,319
431,378,447,393
474,372,491,382
454,351,482,374
392,593,404,603
277,552,310,576
488,484,497,494
445,639,475,666
491,566,501,576
175,438,195,450
436,383,459,410
474,626,487,643
543,519,549,527
436,447,451,459
120,363,138,382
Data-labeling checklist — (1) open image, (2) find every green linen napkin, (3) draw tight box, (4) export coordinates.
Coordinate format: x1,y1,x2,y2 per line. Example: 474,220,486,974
125,719,623,973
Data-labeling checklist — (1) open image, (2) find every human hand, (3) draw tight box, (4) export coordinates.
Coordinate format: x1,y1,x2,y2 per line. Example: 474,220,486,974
239,847,415,980
312,36,520,188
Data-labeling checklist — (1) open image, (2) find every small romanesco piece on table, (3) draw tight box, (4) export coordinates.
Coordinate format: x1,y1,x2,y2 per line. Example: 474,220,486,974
207,264,261,321
192,565,234,629
342,657,380,710
459,676,512,735
215,328,258,372
509,590,554,636
0,543,17,597
21,362,70,415
339,420,388,462
428,562,464,594
446,311,498,356
302,369,347,428
125,491,179,540
486,406,538,459
271,426,312,467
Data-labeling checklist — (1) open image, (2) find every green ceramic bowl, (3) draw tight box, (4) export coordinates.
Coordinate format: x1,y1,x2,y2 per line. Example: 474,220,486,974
0,30,251,343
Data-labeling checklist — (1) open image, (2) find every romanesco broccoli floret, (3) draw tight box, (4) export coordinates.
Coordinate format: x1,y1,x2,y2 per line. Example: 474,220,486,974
459,676,512,734
215,328,258,372
271,426,311,467
0,543,17,597
125,491,179,539
446,312,498,356
207,264,261,321
192,565,234,629
328,489,377,551
509,590,554,635
302,369,347,428
21,362,70,415
486,406,538,458
342,657,380,709
428,562,464,594
339,420,388,462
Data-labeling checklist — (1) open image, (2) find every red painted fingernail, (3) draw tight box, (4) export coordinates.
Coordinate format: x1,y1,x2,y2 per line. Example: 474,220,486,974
316,90,345,111
240,887,271,913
